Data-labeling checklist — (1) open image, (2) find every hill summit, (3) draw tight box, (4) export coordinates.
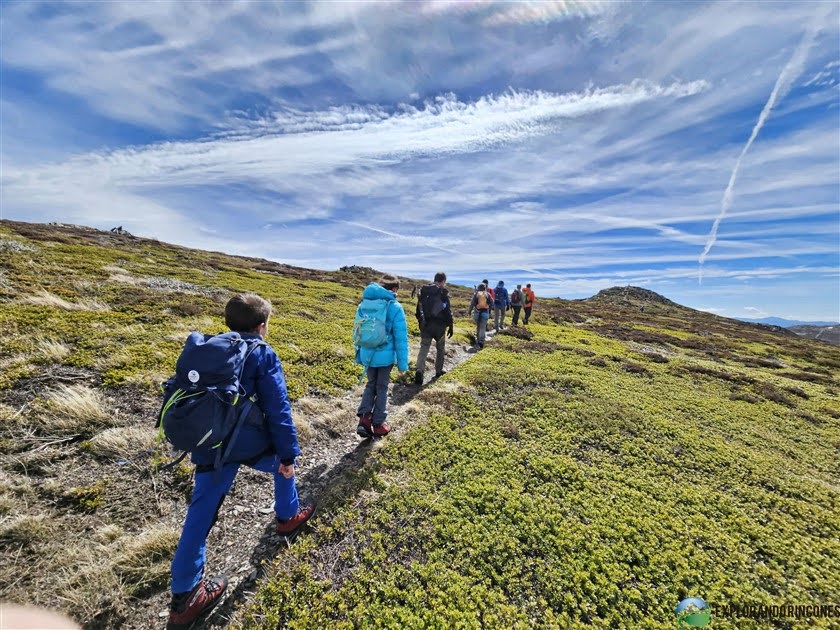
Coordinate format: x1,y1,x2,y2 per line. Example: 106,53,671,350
586,285,680,307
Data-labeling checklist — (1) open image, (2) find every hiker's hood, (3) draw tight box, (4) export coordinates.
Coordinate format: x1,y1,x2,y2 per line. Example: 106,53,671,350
362,282,396,301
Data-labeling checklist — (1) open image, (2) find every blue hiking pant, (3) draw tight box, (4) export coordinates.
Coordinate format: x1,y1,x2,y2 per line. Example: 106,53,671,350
170,453,298,594
472,310,490,345
357,364,393,425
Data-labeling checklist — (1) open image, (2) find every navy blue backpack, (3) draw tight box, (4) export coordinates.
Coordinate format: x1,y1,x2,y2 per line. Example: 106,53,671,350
157,332,265,470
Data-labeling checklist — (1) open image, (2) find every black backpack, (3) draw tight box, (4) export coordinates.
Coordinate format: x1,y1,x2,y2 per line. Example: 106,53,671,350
157,332,265,470
511,289,522,305
418,284,446,322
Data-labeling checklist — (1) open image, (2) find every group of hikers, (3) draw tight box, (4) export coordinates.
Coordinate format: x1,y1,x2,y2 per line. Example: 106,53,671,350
162,274,535,629
467,278,536,348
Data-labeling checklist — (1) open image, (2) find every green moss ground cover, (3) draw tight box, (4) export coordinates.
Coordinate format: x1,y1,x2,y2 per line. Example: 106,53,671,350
1,221,837,628
244,324,839,629
0,223,380,397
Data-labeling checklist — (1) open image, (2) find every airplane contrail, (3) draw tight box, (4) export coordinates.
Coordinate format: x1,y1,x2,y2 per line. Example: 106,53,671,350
698,23,821,282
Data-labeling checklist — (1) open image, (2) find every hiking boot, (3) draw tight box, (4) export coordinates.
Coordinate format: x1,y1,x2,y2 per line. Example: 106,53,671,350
356,413,373,438
478,342,484,349
372,422,391,437
435,370,447,378
167,575,228,630
276,503,316,537
414,372,423,385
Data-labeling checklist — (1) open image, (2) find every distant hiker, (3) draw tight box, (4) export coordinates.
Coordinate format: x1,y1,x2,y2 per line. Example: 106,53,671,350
482,278,496,303
510,284,524,326
353,274,409,438
468,283,493,349
414,271,454,385
167,293,314,630
493,280,510,332
523,283,536,324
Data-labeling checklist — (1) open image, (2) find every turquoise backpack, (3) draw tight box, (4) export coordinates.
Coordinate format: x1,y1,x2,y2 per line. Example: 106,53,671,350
353,298,390,349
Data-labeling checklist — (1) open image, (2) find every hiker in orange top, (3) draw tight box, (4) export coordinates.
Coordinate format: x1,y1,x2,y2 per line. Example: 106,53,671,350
522,283,536,324
468,283,493,349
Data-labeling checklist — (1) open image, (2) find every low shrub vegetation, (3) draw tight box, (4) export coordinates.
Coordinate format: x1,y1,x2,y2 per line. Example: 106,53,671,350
0,221,837,629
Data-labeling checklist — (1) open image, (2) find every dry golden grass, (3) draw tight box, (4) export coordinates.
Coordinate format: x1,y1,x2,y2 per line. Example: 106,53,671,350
0,513,50,547
0,493,16,515
122,369,170,389
102,265,130,275
89,426,157,459
37,385,115,435
21,289,109,311
95,524,124,544
0,403,18,421
2,518,178,626
292,396,353,440
112,526,180,595
0,477,35,517
72,279,95,293
295,416,314,443
36,338,71,362
93,347,135,371
117,323,148,337
166,316,218,343
105,266,140,286
57,554,129,624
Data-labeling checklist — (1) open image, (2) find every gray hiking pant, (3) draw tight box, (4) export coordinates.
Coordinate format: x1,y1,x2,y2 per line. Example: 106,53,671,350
473,310,489,345
358,364,393,425
416,333,446,375
494,306,506,331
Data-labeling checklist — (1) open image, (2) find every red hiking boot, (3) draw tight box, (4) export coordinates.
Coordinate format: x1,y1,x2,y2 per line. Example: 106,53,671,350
275,503,316,537
166,575,228,630
356,413,373,438
372,422,391,437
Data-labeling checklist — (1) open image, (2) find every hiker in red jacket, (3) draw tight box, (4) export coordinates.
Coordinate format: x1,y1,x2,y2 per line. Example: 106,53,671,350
522,283,536,324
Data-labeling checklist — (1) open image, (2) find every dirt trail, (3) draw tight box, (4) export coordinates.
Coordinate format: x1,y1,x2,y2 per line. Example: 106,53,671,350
127,329,497,630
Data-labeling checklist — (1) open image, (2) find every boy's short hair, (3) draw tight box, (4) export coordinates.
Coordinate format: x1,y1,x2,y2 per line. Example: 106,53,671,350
482,279,489,285
433,272,447,283
378,274,400,291
526,283,531,288
225,293,272,332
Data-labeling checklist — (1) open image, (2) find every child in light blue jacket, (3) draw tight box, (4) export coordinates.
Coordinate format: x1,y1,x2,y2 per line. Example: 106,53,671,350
354,274,409,437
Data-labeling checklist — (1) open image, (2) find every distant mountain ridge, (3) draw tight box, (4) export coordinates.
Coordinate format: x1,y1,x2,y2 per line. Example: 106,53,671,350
737,317,839,328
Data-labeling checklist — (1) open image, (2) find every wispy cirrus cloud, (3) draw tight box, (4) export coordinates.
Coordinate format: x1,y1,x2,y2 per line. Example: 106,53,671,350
698,17,824,276
3,79,708,189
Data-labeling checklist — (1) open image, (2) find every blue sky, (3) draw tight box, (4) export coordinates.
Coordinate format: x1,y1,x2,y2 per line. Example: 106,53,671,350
1,0,838,321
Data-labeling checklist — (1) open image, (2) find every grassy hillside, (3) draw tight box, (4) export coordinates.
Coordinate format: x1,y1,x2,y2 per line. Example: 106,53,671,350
1,221,837,629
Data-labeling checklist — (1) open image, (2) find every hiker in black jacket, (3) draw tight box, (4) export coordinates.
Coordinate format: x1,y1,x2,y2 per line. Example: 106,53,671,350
414,272,453,385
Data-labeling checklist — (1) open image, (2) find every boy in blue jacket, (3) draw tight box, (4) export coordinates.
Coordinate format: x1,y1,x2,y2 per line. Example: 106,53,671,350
167,293,314,630
355,274,409,438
